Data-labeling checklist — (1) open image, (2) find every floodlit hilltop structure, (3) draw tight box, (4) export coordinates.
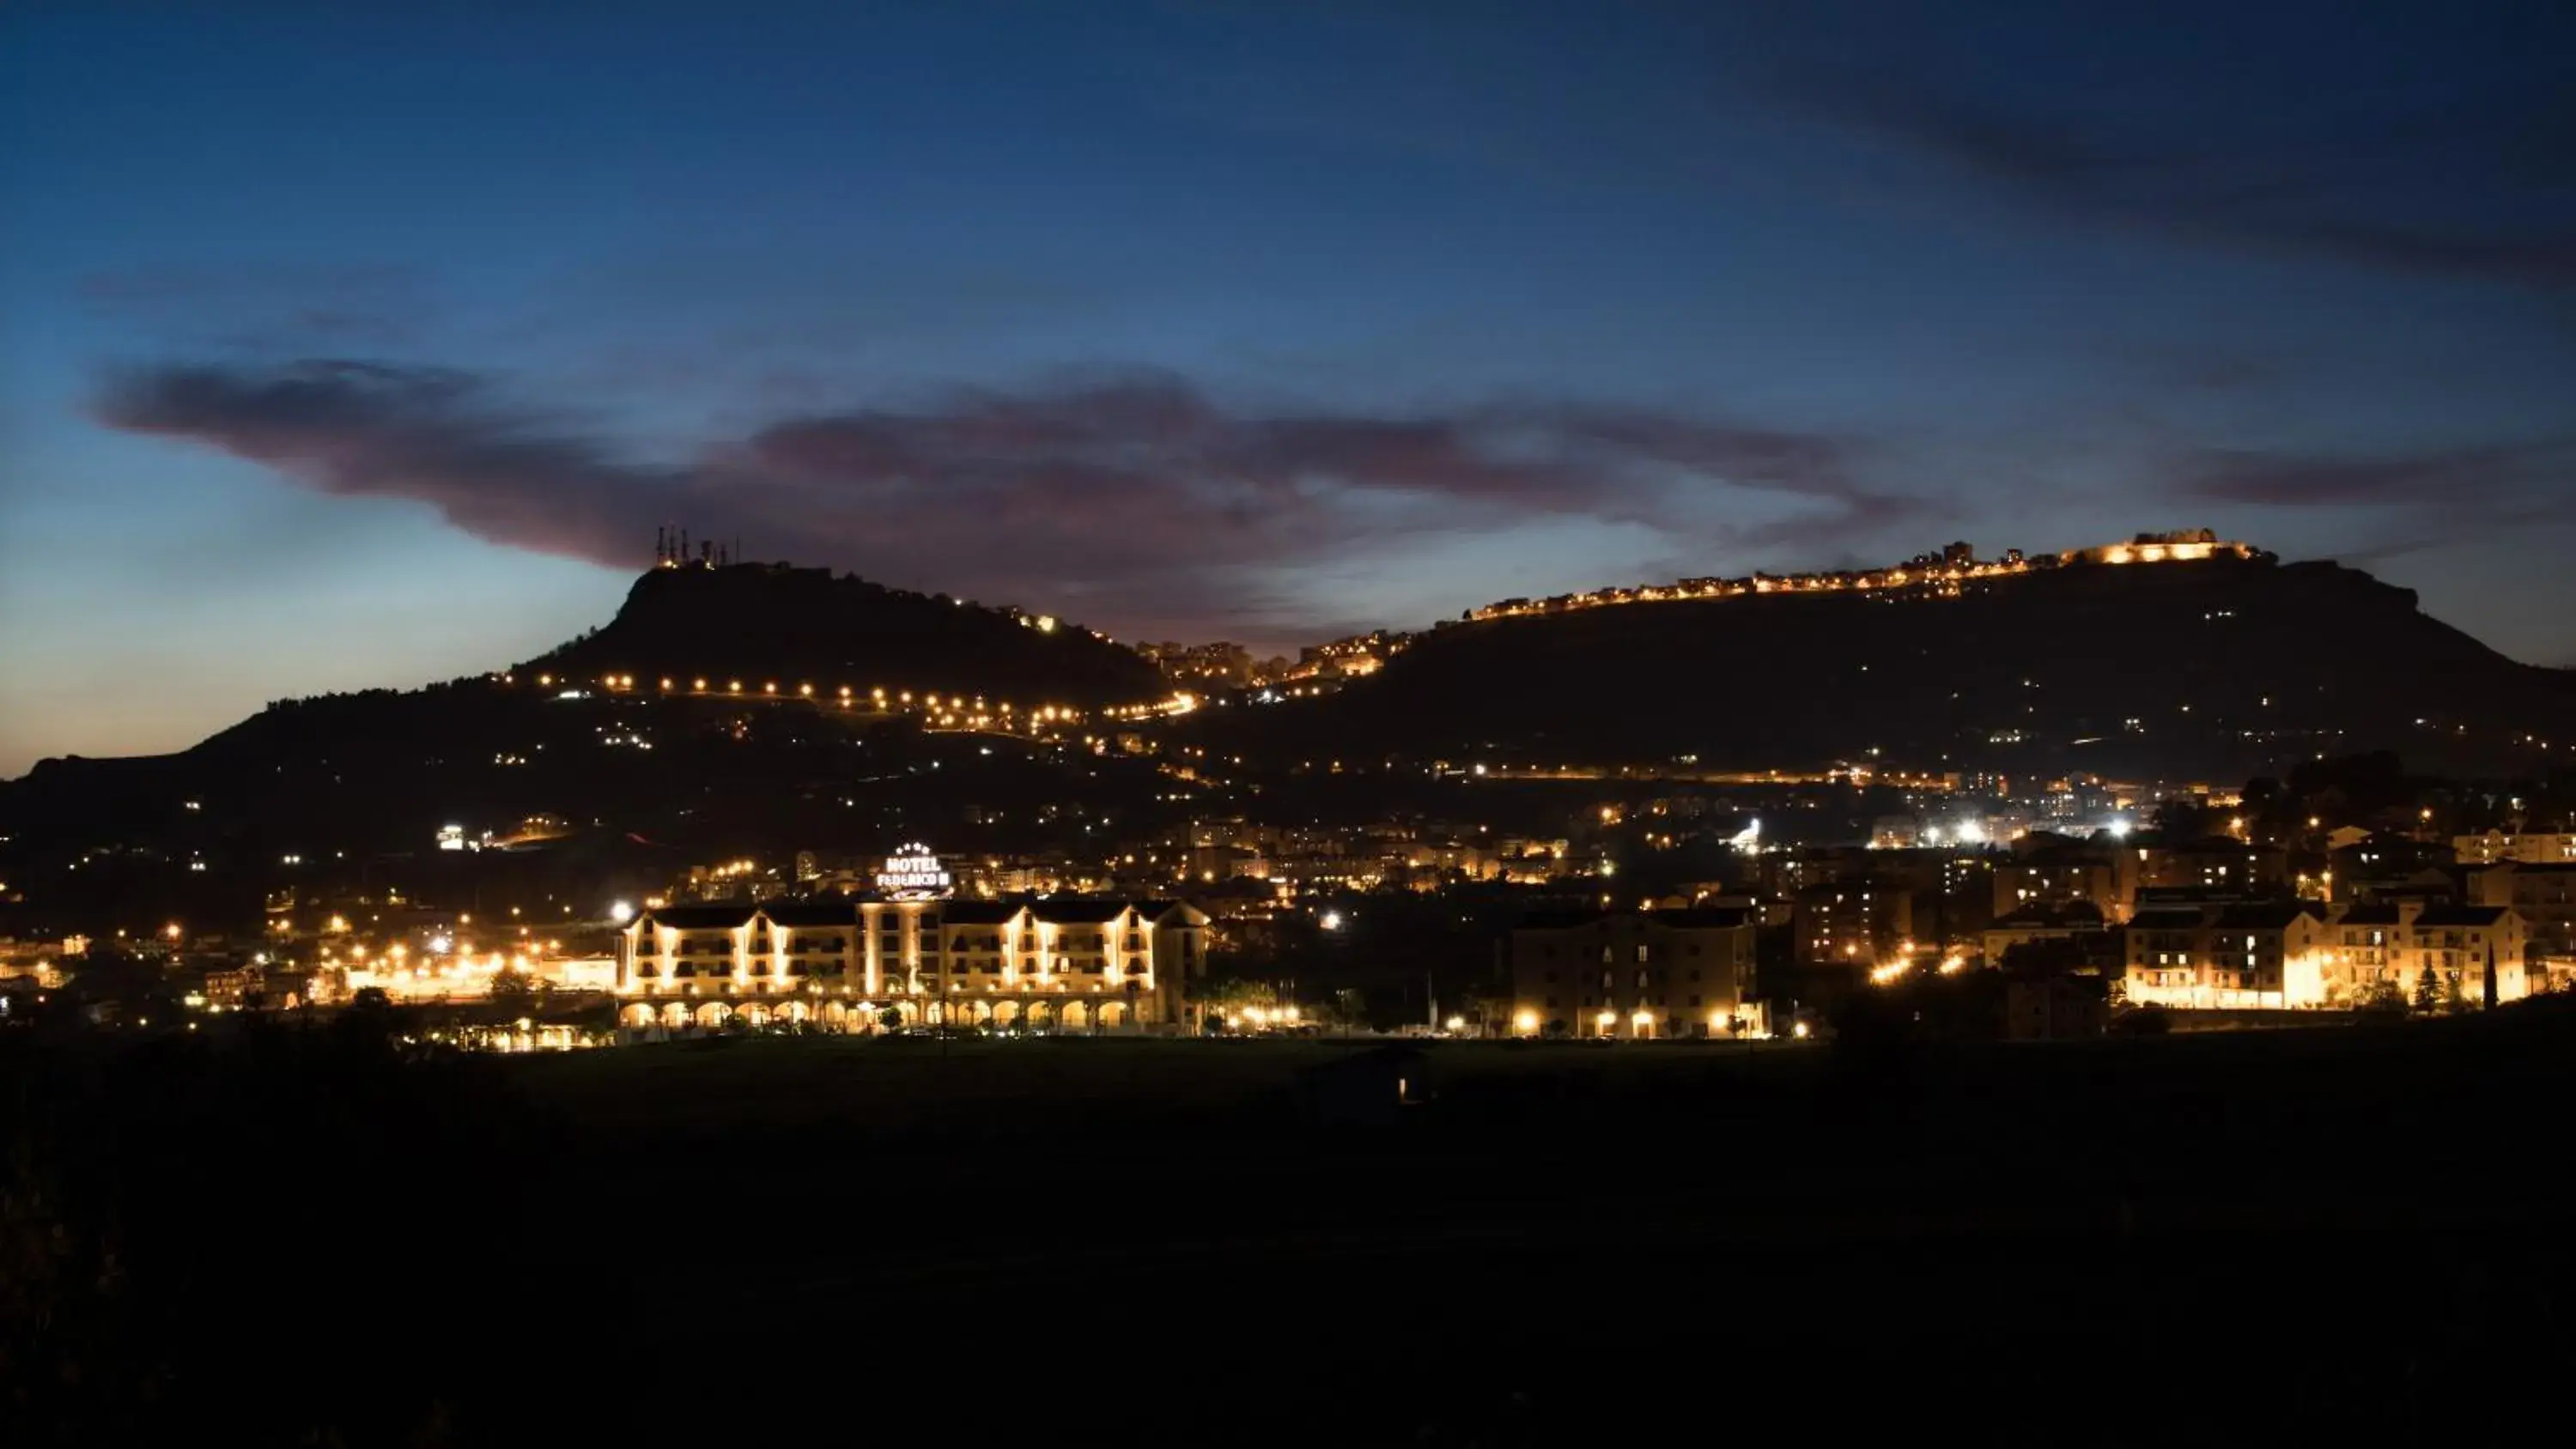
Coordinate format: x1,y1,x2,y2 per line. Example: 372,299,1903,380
1465,531,2267,625
2061,529,2261,567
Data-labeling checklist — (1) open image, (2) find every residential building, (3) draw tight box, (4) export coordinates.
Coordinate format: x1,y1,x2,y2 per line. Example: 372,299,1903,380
2123,901,2330,1009
2134,900,2532,1009
2397,906,2529,1003
2453,831,2576,865
2464,863,2576,954
1992,855,2122,924
2004,975,2109,1040
1507,908,1761,1040
1982,900,2110,967
1794,879,1914,967
2135,838,2287,896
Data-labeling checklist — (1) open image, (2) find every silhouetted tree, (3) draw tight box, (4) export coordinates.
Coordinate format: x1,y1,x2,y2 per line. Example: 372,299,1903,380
2110,1003,2173,1036
2413,965,2443,1014
488,968,545,1005
2153,798,2215,838
2354,979,2406,1019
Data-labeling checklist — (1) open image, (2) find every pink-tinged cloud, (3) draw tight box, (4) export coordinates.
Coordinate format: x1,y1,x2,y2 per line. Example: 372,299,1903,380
94,360,1931,639
2183,442,2573,508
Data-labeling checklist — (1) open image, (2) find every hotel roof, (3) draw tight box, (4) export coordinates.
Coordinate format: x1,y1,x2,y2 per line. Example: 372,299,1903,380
757,900,859,927
934,901,1025,925
635,904,758,929
1030,899,1139,924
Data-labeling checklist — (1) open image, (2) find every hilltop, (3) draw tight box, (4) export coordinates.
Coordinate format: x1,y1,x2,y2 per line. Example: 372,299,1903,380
1191,549,2576,779
0,561,1185,923
8,538,2572,931
520,560,1163,706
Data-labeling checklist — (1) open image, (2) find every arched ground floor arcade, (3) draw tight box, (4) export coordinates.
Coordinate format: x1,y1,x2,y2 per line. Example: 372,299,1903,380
615,991,1162,1035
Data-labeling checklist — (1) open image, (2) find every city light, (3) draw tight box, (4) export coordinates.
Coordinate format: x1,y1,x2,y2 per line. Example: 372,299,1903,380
1320,910,1344,931
609,900,635,924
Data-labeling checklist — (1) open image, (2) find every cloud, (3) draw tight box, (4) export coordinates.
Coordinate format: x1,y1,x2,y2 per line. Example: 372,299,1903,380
1792,74,2576,289
2181,442,2574,509
93,360,1927,639
2177,440,2576,570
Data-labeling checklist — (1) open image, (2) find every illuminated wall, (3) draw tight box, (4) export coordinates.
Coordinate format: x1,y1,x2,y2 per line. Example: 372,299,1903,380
1508,911,1762,1040
616,900,1210,1031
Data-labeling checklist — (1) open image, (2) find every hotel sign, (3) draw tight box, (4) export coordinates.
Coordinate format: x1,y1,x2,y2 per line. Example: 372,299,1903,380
875,843,953,900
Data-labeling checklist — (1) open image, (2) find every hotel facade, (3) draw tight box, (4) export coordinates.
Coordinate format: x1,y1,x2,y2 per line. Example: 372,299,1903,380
614,897,1211,1033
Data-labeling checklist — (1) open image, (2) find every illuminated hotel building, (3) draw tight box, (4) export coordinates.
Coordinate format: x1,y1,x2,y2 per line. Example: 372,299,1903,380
612,898,1211,1033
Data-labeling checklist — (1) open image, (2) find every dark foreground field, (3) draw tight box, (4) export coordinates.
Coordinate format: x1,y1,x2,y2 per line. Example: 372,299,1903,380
10,1008,2575,1446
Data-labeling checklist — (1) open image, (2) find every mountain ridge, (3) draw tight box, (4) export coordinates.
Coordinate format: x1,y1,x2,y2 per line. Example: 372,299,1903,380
9,545,2570,791
516,561,1164,706
1184,551,2576,780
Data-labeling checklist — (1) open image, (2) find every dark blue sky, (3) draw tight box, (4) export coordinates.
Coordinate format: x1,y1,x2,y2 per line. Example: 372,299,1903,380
4,1,2573,773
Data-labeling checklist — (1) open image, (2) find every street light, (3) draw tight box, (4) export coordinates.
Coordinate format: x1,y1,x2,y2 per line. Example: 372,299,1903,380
610,900,635,924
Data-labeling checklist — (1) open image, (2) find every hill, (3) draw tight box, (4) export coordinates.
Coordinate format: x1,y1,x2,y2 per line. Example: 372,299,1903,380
1194,553,2576,779
0,563,1187,932
519,561,1163,706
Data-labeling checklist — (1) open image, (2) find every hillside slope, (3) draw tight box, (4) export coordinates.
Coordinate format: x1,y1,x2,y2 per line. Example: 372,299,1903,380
520,562,1163,706
1200,556,2576,778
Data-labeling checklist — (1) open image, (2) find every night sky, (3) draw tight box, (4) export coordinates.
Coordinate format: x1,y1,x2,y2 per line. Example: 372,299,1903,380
4,2,2573,774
